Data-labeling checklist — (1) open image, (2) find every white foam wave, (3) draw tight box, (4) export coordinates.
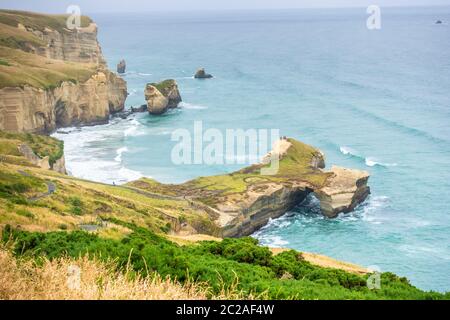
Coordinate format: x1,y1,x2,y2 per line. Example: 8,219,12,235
180,102,208,110
115,147,128,162
340,146,397,168
365,157,398,167
339,146,360,156
124,119,144,137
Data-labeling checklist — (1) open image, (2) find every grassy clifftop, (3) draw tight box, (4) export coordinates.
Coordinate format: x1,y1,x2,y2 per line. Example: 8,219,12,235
0,10,92,33
0,10,97,89
128,138,332,208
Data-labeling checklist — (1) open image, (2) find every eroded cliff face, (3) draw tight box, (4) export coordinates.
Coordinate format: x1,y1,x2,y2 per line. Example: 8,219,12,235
0,20,127,133
0,71,127,133
20,22,106,65
219,182,312,237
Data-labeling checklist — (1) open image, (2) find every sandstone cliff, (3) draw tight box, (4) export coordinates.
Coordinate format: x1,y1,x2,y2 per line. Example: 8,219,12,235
0,10,127,133
0,71,127,133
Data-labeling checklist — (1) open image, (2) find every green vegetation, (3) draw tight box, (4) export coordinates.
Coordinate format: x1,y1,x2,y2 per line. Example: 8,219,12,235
149,79,176,94
0,170,46,204
68,196,84,215
16,209,35,219
2,225,448,300
0,46,96,89
128,138,331,208
0,10,97,89
0,131,64,165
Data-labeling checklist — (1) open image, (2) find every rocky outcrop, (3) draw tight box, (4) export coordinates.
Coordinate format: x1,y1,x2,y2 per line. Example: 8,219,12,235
0,13,127,133
145,80,182,115
128,138,370,238
117,59,126,74
315,166,370,218
18,144,66,174
194,68,213,79
0,71,127,133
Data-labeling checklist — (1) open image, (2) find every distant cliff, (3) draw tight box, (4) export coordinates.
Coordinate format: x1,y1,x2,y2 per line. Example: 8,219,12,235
0,10,127,133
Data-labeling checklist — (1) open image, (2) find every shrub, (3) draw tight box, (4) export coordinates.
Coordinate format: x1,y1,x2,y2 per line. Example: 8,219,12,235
68,196,83,215
1,226,447,300
16,209,35,219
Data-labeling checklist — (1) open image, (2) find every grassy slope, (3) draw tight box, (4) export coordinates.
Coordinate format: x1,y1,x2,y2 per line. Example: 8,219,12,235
0,10,97,89
0,132,214,237
0,132,449,299
0,130,63,164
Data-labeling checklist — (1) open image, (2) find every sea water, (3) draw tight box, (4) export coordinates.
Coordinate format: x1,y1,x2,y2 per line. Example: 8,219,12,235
52,7,450,291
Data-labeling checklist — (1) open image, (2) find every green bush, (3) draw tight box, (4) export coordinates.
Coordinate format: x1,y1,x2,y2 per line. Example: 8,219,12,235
1,225,448,300
68,196,83,215
16,209,35,219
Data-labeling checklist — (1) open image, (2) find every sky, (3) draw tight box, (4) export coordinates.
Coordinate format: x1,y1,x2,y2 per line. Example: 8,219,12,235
1,0,450,14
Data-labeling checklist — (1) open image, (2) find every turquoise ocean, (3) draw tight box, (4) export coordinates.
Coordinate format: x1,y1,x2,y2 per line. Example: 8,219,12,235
53,7,450,291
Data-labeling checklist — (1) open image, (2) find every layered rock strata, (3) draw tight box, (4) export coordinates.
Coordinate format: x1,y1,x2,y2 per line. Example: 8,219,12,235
0,13,127,133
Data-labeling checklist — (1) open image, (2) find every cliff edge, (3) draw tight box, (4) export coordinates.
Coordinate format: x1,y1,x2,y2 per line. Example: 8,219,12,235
0,10,127,133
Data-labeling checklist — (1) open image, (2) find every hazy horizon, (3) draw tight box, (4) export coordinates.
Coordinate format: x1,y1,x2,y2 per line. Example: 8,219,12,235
1,0,450,14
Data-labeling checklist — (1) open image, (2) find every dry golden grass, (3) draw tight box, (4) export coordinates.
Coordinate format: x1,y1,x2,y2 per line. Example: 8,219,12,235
0,247,211,300
0,246,260,300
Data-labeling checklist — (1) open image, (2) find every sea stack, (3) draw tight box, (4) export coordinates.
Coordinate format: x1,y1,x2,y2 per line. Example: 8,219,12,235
194,68,213,79
145,79,182,115
117,59,126,73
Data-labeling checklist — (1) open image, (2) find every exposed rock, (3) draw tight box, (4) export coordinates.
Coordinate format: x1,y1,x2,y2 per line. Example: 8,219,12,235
17,143,66,173
131,105,147,113
436,20,443,24
145,80,182,115
194,68,213,79
0,71,127,133
52,155,67,174
117,59,126,74
35,23,106,65
315,166,370,218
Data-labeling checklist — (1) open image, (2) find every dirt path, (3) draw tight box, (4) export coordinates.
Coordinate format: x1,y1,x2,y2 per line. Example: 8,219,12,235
17,170,56,201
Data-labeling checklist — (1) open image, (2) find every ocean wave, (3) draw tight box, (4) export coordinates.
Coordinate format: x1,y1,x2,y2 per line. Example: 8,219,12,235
124,119,145,137
114,146,128,162
179,102,208,110
340,146,398,168
365,157,398,168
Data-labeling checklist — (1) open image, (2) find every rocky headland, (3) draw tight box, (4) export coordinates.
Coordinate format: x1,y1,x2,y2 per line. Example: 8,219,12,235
127,138,370,237
0,10,127,133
